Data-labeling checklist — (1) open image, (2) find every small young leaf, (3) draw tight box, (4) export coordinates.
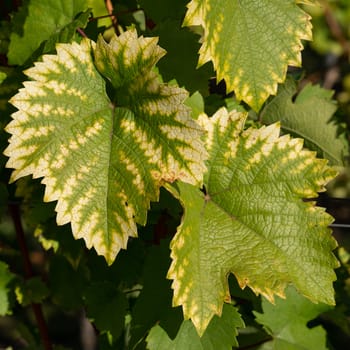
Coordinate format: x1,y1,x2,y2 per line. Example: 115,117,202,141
260,77,348,165
183,0,313,111
254,286,331,349
167,108,338,335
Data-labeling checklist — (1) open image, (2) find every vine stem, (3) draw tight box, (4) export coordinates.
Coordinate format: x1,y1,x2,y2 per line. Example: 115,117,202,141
105,0,120,35
76,27,88,38
8,203,53,350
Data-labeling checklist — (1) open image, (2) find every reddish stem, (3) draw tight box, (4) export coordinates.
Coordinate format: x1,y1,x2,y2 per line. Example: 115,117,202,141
8,203,52,350
105,0,119,35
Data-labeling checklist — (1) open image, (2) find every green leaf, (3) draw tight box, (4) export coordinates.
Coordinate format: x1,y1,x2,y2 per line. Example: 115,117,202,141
8,0,88,65
254,286,331,350
150,20,214,95
33,9,91,59
185,92,205,120
167,108,338,335
260,78,348,165
84,281,128,339
0,71,6,84
139,0,188,23
15,276,49,306
0,261,15,315
5,29,206,264
129,240,181,349
183,0,313,111
49,255,86,309
147,322,201,350
146,304,244,350
200,303,244,349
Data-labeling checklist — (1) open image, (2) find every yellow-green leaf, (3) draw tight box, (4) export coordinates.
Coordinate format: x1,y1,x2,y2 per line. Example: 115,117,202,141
183,0,313,111
167,108,338,335
4,30,207,264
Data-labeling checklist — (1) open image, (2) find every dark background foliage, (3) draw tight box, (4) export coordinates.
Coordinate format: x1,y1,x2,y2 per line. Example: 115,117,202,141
1,1,350,349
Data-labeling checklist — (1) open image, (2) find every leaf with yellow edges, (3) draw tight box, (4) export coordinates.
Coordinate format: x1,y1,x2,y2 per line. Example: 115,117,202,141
167,107,338,335
183,0,313,111
4,30,207,264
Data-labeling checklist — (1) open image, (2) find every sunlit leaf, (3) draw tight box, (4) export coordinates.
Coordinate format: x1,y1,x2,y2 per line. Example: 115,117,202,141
183,0,313,110
5,30,207,263
167,108,338,335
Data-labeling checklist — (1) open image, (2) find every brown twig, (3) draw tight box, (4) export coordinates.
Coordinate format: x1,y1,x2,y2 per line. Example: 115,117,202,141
89,8,141,21
8,203,52,350
322,0,350,59
105,0,120,35
76,27,88,38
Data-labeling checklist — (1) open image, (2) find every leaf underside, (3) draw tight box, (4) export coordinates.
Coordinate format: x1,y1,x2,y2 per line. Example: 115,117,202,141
168,108,338,335
4,30,207,264
183,0,313,111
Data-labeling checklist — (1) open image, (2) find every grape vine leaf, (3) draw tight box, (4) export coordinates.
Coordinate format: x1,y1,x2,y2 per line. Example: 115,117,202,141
84,281,128,339
4,30,207,263
8,0,89,65
167,108,339,335
260,77,348,165
183,0,313,111
15,276,49,306
0,261,15,315
254,286,331,350
0,71,6,84
32,9,91,60
129,240,181,349
49,255,87,309
146,304,244,350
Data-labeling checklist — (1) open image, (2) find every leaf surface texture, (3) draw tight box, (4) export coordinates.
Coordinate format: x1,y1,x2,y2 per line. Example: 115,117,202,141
168,108,338,335
5,30,207,263
261,78,348,165
183,0,312,110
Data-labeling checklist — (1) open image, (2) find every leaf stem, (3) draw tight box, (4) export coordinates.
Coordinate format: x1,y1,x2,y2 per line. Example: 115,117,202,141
8,203,53,350
76,27,88,38
89,8,141,21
